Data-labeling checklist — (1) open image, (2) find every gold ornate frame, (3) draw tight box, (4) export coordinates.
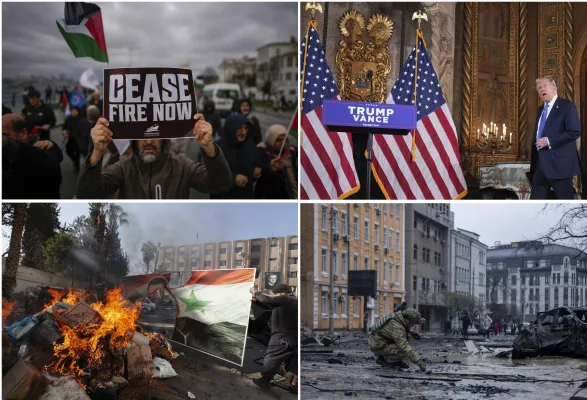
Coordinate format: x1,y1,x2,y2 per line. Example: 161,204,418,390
461,3,524,178
538,3,574,102
336,10,393,102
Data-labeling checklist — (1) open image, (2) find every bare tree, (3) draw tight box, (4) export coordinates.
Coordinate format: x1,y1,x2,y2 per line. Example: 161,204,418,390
536,204,587,254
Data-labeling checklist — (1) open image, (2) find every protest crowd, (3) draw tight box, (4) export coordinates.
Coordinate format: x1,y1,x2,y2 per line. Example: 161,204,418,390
3,85,298,200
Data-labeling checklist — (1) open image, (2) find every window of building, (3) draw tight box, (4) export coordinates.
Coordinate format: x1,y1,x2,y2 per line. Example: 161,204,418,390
251,245,261,252
364,257,370,270
354,216,359,240
332,210,338,233
321,290,328,315
179,249,185,258
414,244,418,260
205,261,211,267
512,275,517,285
374,224,380,245
219,248,227,255
564,288,568,306
564,273,569,284
383,227,387,248
205,249,212,255
341,292,347,315
332,251,338,275
374,260,379,278
333,291,338,315
414,218,417,229
288,243,298,251
364,220,370,242
554,288,559,307
219,260,227,267
557,273,561,284
395,264,400,283
354,255,358,271
511,289,517,301
321,249,327,273
288,257,297,265
288,271,297,278
383,261,387,281
342,213,347,236
235,259,243,267
389,230,394,250
235,246,243,253
522,275,526,285
413,276,417,291
521,289,525,302
342,253,348,276
396,231,400,250
322,206,328,231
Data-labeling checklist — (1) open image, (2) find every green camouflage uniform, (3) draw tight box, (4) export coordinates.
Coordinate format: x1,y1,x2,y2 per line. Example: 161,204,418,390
368,308,424,369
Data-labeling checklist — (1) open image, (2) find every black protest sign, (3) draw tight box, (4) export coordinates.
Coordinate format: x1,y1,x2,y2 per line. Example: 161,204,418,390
104,68,197,140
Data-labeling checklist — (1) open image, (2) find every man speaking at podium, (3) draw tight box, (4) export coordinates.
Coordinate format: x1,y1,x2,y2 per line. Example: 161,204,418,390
530,76,581,199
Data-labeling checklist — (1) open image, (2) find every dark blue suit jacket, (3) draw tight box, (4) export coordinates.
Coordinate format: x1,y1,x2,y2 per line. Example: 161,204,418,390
530,96,581,180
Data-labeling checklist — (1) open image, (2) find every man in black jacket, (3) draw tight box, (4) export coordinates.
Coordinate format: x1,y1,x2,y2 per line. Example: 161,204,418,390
2,114,63,199
251,283,298,392
22,89,56,141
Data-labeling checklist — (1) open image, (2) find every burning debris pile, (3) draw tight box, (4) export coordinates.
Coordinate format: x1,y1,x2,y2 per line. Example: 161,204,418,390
2,287,179,399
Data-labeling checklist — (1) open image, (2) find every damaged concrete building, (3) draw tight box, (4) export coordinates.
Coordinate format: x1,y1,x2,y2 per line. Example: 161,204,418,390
404,204,454,332
486,241,587,321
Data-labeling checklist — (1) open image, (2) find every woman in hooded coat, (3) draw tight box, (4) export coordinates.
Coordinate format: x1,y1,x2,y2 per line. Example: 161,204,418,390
212,114,257,199
254,124,298,199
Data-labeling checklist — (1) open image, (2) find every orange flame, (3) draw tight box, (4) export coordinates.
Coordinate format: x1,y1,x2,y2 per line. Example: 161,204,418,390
44,288,65,309
45,289,90,310
2,298,17,324
47,287,140,383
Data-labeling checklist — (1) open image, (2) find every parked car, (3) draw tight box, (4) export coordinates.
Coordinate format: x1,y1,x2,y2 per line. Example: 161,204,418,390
199,83,241,117
140,298,157,313
513,307,587,358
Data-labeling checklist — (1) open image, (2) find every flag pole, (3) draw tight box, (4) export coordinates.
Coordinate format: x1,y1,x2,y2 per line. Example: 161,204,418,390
411,11,428,162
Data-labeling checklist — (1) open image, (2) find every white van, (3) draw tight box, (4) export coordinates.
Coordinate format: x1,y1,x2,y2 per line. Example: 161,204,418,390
200,83,242,117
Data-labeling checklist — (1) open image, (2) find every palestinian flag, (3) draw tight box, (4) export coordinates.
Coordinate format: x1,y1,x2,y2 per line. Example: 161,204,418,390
56,2,109,63
288,108,298,139
169,269,255,365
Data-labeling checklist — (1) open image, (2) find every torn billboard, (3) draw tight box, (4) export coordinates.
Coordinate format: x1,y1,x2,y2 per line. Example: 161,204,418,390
121,269,256,365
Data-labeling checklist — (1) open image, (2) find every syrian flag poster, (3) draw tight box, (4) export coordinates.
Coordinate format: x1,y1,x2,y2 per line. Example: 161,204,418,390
103,68,198,140
121,269,256,365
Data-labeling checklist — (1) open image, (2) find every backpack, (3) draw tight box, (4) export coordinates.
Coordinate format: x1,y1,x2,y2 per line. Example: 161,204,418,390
371,312,396,333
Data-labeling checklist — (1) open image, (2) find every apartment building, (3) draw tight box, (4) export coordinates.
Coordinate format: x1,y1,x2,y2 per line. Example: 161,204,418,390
404,204,454,332
301,203,405,331
156,235,298,293
487,241,587,320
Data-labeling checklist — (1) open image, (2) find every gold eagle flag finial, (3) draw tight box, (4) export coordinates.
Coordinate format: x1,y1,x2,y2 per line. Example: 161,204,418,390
411,10,428,29
305,2,323,19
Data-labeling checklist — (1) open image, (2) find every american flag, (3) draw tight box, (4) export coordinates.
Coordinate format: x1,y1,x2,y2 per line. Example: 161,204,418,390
300,23,359,200
372,32,467,199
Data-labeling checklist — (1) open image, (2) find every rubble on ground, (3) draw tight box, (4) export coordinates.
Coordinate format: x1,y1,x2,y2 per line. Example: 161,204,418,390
1,287,182,400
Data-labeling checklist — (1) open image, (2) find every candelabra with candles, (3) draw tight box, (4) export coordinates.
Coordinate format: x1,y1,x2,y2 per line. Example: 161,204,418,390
476,121,513,164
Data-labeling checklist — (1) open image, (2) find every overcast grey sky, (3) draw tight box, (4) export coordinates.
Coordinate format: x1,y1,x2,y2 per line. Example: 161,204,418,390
451,203,564,247
2,2,297,78
2,203,298,273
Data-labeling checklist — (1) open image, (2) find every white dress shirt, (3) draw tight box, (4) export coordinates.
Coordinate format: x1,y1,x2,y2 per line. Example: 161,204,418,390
536,94,557,149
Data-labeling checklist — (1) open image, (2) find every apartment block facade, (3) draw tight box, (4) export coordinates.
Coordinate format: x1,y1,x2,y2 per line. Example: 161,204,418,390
486,241,587,320
404,204,453,332
156,236,298,293
301,203,405,331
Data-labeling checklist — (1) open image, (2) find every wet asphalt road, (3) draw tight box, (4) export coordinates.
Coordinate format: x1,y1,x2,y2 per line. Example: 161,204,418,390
301,332,587,399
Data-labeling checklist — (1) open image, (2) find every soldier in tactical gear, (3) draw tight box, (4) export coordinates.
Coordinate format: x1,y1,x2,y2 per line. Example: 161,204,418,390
368,308,426,371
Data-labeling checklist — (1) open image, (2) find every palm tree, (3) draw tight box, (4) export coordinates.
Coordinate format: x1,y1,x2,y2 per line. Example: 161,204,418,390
141,241,158,274
2,204,27,298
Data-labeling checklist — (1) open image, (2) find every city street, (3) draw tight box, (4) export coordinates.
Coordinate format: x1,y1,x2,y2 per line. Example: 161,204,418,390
301,332,587,399
48,108,295,199
133,297,297,399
